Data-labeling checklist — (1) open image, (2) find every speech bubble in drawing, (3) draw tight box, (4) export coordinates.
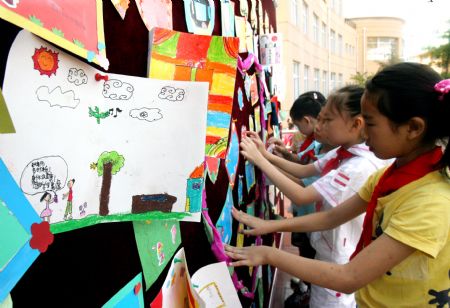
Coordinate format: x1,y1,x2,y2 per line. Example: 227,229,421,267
158,86,185,101
36,86,80,108
67,68,88,86
102,79,134,100
129,108,163,122
20,156,68,195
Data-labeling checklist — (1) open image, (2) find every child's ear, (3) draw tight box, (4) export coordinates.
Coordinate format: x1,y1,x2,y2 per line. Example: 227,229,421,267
406,117,426,140
351,115,364,130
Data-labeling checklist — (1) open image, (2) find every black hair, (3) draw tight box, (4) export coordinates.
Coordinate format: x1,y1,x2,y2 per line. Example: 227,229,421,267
290,91,326,120
365,62,450,168
40,191,51,202
327,85,365,117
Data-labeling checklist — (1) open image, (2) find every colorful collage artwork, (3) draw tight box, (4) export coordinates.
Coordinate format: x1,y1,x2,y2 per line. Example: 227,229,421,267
0,0,108,69
225,121,240,187
0,30,209,234
215,185,234,244
102,273,144,308
183,0,215,35
0,160,42,302
135,0,173,31
148,27,239,180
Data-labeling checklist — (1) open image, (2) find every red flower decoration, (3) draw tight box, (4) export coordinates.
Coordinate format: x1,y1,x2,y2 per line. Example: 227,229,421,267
29,221,54,253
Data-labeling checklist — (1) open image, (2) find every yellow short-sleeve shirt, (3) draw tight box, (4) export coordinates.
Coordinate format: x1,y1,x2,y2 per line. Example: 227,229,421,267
356,169,450,307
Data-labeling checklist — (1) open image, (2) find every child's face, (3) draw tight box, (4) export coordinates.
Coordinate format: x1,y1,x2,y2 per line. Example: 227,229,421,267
293,116,315,137
314,111,328,144
315,102,360,147
361,92,410,159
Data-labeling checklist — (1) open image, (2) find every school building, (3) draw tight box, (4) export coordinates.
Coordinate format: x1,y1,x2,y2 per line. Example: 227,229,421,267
276,0,404,114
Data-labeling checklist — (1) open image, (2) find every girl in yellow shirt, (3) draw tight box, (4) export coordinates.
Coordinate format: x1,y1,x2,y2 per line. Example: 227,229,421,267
225,62,450,307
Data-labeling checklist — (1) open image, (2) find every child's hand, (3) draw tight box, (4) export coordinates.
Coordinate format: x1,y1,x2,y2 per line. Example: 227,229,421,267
232,207,272,235
240,135,266,165
245,131,266,154
224,244,274,267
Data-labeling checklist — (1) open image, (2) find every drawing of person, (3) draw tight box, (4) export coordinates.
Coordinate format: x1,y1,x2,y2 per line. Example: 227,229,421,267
39,191,54,222
63,179,75,220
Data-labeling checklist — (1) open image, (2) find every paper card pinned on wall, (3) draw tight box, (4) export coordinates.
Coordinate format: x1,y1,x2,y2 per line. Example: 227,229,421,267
220,0,235,36
205,157,220,184
111,0,130,19
133,220,181,291
183,0,215,35
225,122,240,187
0,159,42,303
135,0,173,31
254,105,261,133
250,74,259,106
237,87,244,111
0,0,109,69
0,88,15,134
245,161,256,193
246,21,254,54
235,16,247,53
248,115,255,132
236,222,244,248
238,175,244,206
102,273,144,308
215,185,234,245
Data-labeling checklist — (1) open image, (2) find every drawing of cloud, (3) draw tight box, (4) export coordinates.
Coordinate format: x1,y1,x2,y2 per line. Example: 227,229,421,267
67,68,88,86
103,79,134,100
36,86,80,108
129,108,163,122
158,86,185,101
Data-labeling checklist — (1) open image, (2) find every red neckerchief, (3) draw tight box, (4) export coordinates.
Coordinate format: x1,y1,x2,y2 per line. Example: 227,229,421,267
350,146,443,259
315,146,355,211
321,146,354,176
299,134,314,153
299,135,317,164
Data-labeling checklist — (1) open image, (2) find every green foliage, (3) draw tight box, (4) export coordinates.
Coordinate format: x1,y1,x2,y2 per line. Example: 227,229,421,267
96,151,125,177
88,106,110,124
349,72,373,87
427,25,450,76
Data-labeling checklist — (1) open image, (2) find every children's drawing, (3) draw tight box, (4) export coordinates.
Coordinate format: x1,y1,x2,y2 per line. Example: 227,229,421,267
32,47,59,77
79,202,87,217
0,0,108,69
39,192,54,222
237,87,244,111
36,86,80,108
238,175,244,205
129,108,163,122
110,0,130,19
259,33,282,66
62,179,75,220
102,272,144,308
67,68,88,86
0,31,209,233
235,16,247,53
183,0,215,35
158,86,185,101
215,186,234,244
148,27,239,181
135,0,173,31
0,88,15,134
220,0,235,36
240,0,248,16
0,159,50,302
225,122,239,187
245,161,256,192
89,106,110,124
133,221,181,291
102,79,134,100
205,156,219,184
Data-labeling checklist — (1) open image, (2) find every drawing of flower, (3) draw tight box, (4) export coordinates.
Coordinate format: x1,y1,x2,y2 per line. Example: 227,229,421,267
29,221,54,253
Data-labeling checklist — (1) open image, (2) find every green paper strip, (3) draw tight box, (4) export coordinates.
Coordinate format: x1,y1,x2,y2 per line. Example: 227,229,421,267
0,89,15,134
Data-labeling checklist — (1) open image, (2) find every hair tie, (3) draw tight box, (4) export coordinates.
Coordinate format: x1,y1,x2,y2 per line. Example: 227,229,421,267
434,79,450,101
313,92,318,100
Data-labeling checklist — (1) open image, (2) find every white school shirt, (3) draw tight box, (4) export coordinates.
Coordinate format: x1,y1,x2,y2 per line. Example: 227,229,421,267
311,143,390,264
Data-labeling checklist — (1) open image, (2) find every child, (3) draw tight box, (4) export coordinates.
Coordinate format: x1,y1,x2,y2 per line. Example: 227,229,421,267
236,85,389,307
40,191,53,222
225,63,450,307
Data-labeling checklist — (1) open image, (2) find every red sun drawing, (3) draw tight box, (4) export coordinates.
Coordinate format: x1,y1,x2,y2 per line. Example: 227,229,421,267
32,47,59,77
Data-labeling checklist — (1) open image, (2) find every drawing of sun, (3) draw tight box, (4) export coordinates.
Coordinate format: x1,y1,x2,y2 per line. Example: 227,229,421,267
32,47,59,77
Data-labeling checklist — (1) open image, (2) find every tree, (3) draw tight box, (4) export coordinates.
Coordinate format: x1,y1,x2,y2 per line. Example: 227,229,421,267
427,26,450,78
91,151,125,216
349,72,373,87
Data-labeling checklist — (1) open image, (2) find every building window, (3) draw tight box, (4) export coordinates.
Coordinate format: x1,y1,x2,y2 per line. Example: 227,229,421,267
291,0,299,26
293,61,301,98
330,72,336,91
313,14,319,43
338,73,343,88
314,68,320,91
302,1,308,35
322,70,328,95
321,22,327,48
338,34,343,56
330,29,336,53
304,65,309,91
367,37,399,61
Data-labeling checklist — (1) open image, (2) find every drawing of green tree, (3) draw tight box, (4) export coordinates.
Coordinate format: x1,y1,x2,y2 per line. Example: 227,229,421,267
91,151,125,216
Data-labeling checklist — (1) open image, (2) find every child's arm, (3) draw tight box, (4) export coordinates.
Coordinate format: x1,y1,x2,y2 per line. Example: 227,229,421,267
233,193,366,235
241,136,321,205
225,233,414,294
246,132,318,179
